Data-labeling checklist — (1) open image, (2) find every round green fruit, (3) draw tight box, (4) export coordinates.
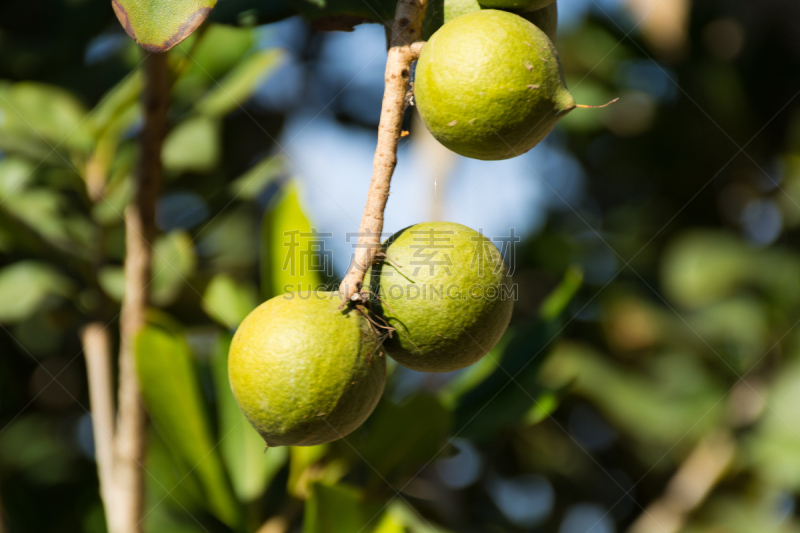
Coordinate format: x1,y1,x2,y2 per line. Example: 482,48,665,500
228,292,385,447
414,9,575,160
366,222,514,373
479,0,554,11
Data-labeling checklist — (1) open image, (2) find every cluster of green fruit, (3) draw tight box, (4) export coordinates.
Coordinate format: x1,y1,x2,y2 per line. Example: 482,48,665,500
228,222,514,447
416,0,575,160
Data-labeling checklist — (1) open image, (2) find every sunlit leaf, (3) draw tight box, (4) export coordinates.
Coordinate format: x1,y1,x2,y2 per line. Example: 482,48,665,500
112,0,217,52
136,326,240,527
162,115,221,173
197,49,286,117
0,262,73,324
202,274,259,329
0,157,35,198
260,182,323,299
288,444,329,498
212,333,288,501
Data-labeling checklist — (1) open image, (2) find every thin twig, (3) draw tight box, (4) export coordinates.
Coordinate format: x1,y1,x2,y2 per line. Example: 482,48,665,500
338,0,428,304
81,323,117,529
626,432,736,533
115,51,169,533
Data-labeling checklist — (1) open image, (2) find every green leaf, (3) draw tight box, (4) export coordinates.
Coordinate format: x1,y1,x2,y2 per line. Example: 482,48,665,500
197,49,286,117
304,483,375,533
344,395,451,483
98,266,126,302
228,155,285,200
209,0,297,26
0,157,35,199
212,333,288,501
136,326,240,527
202,274,259,329
0,262,73,324
260,182,323,299
288,444,329,498
112,0,217,52
0,81,93,157
162,115,221,173
453,268,583,440
152,231,198,307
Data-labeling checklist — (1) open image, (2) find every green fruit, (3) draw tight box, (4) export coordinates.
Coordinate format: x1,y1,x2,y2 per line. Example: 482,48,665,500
414,10,575,161
228,292,385,447
519,2,557,43
366,222,514,373
479,0,554,11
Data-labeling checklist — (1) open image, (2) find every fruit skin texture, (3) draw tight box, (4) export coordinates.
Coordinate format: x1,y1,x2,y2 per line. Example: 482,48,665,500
479,0,554,11
414,10,575,161
228,292,385,447
366,222,514,373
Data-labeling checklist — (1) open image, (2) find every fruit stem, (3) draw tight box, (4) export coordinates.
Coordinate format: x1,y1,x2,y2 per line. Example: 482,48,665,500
575,97,620,109
338,0,428,306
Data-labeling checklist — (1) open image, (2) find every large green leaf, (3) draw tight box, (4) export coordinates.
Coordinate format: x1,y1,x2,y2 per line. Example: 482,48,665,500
112,0,217,52
197,49,286,118
304,483,375,533
344,395,451,483
135,326,239,527
212,333,288,502
260,182,323,299
0,262,73,324
0,81,93,158
202,274,259,329
453,267,582,440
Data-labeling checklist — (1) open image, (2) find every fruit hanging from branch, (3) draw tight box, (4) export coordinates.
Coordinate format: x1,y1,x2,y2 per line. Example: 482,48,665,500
366,222,514,373
228,293,385,447
414,10,576,160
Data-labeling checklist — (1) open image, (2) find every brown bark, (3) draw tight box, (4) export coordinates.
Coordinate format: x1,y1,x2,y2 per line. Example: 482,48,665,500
338,0,428,303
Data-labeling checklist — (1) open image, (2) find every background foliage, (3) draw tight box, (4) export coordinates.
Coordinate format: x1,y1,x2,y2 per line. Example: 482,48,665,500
2,0,800,532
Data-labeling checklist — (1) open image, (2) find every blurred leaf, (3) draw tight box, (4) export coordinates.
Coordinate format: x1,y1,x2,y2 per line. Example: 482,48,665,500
288,444,329,498
0,81,93,157
145,429,206,514
661,231,750,309
0,157,35,198
202,274,259,329
542,344,725,449
98,266,125,302
136,326,240,527
209,0,296,25
559,78,615,132
260,182,323,299
0,415,74,485
88,71,142,134
162,115,221,173
172,25,255,103
304,482,375,533
212,333,288,501
197,48,286,117
348,395,450,482
228,155,285,200
112,0,217,52
454,319,562,441
0,261,73,324
453,268,583,439
539,265,583,320
385,501,452,533
152,231,198,306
